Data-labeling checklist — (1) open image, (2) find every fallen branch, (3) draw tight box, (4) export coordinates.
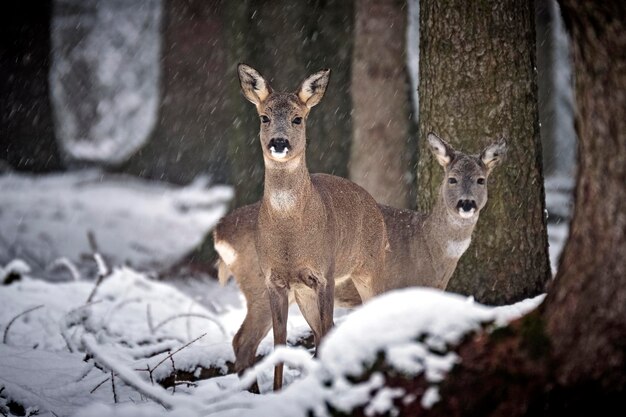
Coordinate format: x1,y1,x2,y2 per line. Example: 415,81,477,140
3,305,44,344
82,334,180,410
47,257,81,281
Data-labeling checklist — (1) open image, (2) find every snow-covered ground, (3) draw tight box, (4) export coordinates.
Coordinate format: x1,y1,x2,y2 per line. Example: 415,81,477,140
0,170,570,416
0,170,232,277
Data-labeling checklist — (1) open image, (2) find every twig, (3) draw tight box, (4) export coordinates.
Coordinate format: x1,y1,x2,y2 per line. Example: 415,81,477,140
90,377,110,394
150,333,208,377
111,370,118,403
168,352,176,393
3,305,44,344
47,257,81,281
86,231,110,303
147,304,155,334
154,314,226,336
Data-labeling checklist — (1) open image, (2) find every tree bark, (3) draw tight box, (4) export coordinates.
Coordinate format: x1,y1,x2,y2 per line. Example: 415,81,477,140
543,0,626,390
349,0,412,208
123,0,230,185
0,0,62,172
417,0,550,305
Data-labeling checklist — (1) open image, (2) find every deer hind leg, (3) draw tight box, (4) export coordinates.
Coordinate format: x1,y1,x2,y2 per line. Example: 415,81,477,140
267,274,289,391
232,295,272,393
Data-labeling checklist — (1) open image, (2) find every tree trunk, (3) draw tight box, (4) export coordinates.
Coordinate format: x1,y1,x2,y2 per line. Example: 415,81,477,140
123,0,230,185
0,1,61,172
543,0,626,390
349,0,411,208
417,0,550,305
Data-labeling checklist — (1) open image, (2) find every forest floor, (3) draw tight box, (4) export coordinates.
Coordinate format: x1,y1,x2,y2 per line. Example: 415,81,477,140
0,170,571,417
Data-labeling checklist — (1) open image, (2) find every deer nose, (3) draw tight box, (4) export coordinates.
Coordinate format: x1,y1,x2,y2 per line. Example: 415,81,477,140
457,199,477,212
268,138,290,153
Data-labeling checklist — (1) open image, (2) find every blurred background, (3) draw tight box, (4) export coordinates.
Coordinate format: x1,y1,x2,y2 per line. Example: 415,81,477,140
0,0,575,281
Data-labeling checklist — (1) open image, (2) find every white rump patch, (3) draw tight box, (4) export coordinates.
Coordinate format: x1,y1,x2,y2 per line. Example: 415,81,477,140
270,146,289,159
270,190,296,211
446,238,471,258
215,240,237,265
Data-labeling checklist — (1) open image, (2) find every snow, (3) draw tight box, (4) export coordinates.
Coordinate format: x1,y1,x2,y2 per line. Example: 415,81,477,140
0,265,546,417
0,170,232,276
50,0,162,165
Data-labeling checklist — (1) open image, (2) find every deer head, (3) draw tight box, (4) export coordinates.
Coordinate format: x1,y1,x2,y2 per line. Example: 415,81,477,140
237,64,331,165
427,132,507,221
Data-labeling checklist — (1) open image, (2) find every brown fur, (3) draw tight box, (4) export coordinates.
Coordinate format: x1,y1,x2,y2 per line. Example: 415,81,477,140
221,64,388,391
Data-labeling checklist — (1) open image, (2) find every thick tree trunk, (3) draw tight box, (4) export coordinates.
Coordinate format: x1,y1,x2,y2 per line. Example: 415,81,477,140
0,1,61,172
349,0,411,208
123,0,230,185
417,0,550,305
543,0,626,389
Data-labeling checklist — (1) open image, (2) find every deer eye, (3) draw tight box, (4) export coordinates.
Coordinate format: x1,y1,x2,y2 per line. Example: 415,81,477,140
448,178,458,184
477,178,485,185
261,115,270,124
292,117,303,125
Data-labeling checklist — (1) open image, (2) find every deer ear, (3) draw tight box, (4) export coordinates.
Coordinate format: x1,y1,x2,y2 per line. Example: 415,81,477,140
480,139,507,172
427,132,455,168
298,69,331,108
238,64,272,106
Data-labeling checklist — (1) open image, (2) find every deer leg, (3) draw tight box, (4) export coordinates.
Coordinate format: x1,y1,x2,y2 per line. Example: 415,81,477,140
232,296,272,394
316,273,335,348
267,278,289,391
294,288,323,349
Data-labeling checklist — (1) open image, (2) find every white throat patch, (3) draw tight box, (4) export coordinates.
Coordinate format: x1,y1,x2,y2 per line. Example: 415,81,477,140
270,190,296,211
446,238,471,258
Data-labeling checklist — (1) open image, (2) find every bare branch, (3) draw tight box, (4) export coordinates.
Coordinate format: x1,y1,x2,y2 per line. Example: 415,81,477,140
150,333,207,375
47,257,81,281
3,305,44,344
111,370,118,403
90,377,110,394
153,314,226,336
82,335,178,410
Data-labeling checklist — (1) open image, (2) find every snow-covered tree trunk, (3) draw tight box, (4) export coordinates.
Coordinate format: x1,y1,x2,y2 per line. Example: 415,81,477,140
417,0,551,305
50,0,162,167
349,0,412,208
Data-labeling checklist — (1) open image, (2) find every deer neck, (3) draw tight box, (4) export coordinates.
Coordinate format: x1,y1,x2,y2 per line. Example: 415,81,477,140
424,191,478,264
262,154,313,216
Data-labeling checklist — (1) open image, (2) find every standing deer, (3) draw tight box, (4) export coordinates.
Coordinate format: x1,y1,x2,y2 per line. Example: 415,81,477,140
223,64,388,391
215,130,505,384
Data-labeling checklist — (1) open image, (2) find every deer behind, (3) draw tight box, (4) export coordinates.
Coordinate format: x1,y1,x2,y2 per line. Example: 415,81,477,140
223,64,388,391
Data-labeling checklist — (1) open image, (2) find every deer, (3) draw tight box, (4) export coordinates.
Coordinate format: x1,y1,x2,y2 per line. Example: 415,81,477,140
219,64,389,391
215,129,505,388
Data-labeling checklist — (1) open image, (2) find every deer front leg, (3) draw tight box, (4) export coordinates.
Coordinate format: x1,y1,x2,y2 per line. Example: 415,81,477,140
267,275,289,391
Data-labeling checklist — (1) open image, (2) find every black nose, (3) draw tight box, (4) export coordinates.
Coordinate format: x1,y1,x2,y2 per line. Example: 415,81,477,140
268,138,290,153
457,199,477,212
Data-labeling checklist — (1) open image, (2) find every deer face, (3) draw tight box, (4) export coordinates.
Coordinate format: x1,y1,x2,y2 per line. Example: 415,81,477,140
427,132,507,221
237,64,330,164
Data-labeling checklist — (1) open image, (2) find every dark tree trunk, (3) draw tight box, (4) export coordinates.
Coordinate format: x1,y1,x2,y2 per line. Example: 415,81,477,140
349,0,412,208
0,0,61,172
417,0,550,305
123,0,230,185
543,0,626,390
